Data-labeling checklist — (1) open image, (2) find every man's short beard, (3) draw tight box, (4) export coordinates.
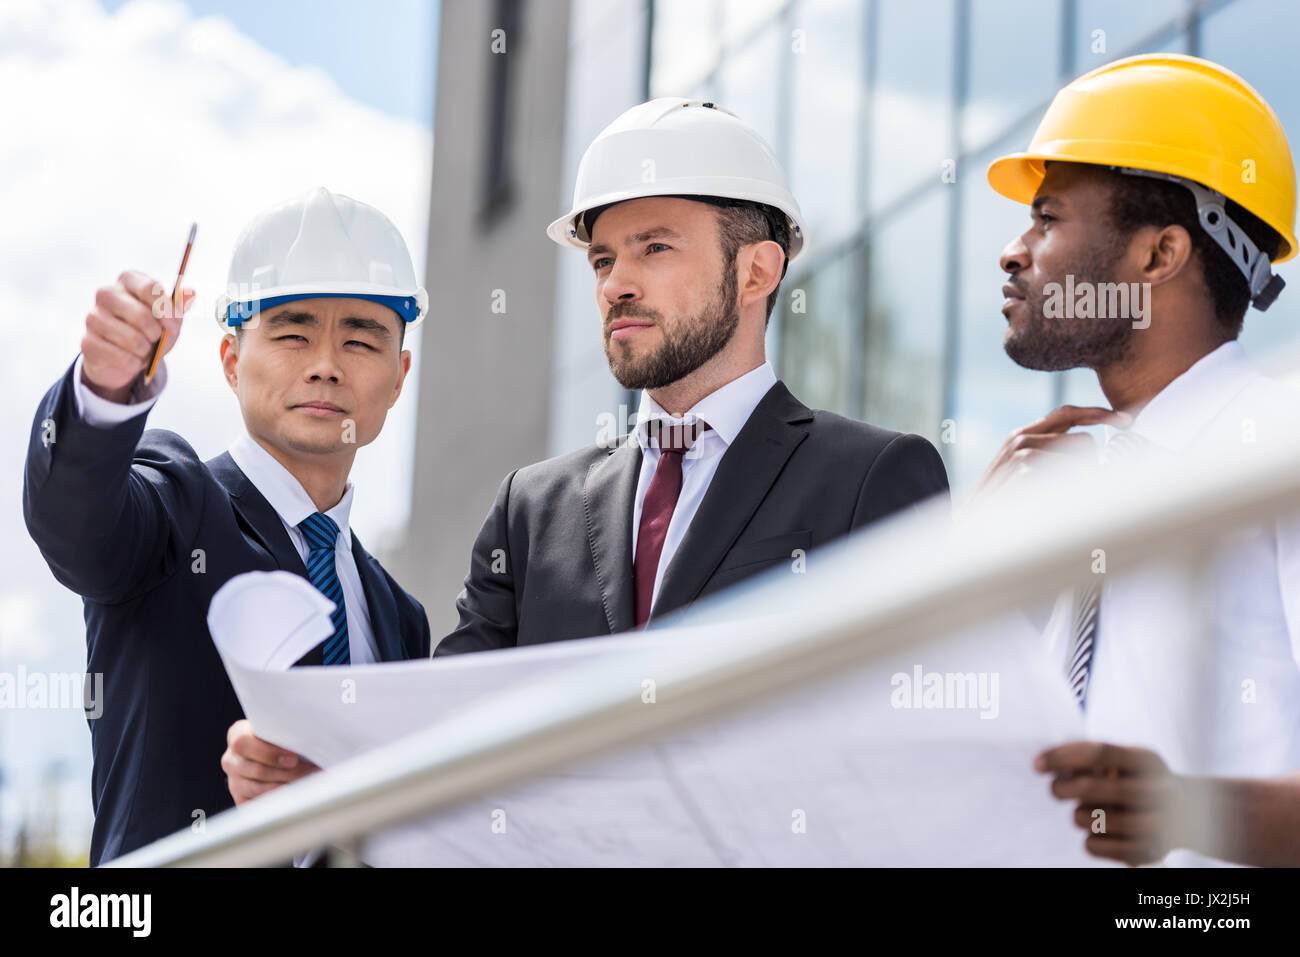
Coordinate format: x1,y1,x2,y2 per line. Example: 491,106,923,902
605,262,740,390
1004,241,1134,372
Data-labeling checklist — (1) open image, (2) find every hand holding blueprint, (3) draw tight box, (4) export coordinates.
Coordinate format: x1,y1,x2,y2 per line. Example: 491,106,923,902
208,570,1101,866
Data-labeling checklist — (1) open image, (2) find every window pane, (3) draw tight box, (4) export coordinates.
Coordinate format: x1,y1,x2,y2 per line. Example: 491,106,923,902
1201,0,1300,356
779,250,856,414
963,0,1062,151
717,19,783,147
866,0,955,211
1073,0,1186,69
788,0,866,253
722,0,786,46
861,188,948,438
651,0,722,95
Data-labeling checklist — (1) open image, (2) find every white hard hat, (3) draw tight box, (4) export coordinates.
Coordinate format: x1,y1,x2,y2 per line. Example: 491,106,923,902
548,98,807,262
215,187,429,331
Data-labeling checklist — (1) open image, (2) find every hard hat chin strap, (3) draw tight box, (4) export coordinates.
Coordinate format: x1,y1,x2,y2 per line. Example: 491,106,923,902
1112,166,1285,311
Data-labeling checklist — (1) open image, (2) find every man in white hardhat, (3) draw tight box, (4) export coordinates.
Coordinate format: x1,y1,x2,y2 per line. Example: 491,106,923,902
431,98,950,652
224,99,952,811
22,187,432,865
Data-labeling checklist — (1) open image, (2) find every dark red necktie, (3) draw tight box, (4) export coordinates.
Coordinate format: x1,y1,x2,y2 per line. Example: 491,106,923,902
634,419,710,627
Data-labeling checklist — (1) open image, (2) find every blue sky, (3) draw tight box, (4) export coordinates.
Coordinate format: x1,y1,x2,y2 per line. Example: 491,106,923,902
101,0,439,127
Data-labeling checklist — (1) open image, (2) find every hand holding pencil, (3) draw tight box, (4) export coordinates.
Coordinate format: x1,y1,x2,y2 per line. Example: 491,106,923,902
80,225,197,405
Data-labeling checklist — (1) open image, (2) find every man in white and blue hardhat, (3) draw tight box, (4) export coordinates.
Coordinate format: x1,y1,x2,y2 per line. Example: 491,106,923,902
224,101,953,811
218,186,428,333
23,187,432,865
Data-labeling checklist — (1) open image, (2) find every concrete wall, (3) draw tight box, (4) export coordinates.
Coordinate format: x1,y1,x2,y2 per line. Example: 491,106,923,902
396,0,573,637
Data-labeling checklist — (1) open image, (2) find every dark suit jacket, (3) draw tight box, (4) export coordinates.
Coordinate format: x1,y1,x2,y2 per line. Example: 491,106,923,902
437,380,949,654
23,361,431,866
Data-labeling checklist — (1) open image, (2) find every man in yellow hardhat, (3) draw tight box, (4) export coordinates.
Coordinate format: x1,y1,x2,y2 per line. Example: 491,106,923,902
978,54,1300,866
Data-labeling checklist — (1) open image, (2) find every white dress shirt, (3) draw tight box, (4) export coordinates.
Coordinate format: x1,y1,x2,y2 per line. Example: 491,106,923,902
72,355,378,664
1041,342,1300,864
631,361,778,610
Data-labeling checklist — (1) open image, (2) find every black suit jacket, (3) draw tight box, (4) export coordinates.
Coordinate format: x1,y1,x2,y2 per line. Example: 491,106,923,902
437,380,949,654
23,361,431,865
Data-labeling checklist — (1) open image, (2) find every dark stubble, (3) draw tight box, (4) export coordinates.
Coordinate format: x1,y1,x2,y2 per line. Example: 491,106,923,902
1004,239,1135,372
604,261,740,390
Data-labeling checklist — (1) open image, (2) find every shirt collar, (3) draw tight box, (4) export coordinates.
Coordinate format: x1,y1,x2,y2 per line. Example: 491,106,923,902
1102,341,1255,452
228,433,355,546
634,361,777,451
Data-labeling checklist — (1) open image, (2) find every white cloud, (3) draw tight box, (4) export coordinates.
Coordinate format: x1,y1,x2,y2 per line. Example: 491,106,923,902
0,0,433,849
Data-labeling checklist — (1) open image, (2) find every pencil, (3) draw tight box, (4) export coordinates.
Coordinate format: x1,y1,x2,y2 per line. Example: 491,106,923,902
144,222,197,386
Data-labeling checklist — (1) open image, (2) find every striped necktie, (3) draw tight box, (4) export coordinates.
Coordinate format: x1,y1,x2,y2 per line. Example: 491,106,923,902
1066,580,1100,707
1064,427,1152,707
298,511,350,665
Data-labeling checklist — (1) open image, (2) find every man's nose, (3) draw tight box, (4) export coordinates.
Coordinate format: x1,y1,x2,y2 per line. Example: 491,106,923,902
1000,235,1030,275
601,259,640,303
304,342,344,382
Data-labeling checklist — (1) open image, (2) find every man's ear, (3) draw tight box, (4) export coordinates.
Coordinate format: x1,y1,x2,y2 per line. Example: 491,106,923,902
739,239,784,309
1137,224,1195,289
390,348,412,409
219,332,240,393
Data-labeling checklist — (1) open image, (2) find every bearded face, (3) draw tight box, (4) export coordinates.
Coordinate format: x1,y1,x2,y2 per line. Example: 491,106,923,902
603,260,739,389
1002,238,1135,372
587,196,744,391
1000,162,1141,372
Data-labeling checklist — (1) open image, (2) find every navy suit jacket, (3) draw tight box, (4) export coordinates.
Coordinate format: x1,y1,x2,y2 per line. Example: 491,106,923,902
437,380,949,654
23,362,431,865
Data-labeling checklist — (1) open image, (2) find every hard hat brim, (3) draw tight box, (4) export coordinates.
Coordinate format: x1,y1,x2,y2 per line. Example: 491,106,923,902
548,186,807,261
215,284,428,330
987,150,1297,263
986,152,1047,208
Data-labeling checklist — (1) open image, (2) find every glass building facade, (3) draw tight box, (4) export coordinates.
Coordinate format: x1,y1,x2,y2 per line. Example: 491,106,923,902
641,0,1300,492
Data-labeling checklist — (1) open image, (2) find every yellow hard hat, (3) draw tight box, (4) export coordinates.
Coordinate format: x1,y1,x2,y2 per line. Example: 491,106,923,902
989,53,1297,292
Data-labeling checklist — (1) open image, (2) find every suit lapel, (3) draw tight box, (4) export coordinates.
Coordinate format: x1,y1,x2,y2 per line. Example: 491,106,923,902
583,438,642,634
652,381,812,618
210,452,410,663
206,451,307,576
351,534,407,662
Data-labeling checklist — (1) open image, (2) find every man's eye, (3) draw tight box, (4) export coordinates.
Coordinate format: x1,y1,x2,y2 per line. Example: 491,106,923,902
346,340,375,350
592,257,612,270
1038,212,1055,225
275,334,306,342
647,242,670,253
